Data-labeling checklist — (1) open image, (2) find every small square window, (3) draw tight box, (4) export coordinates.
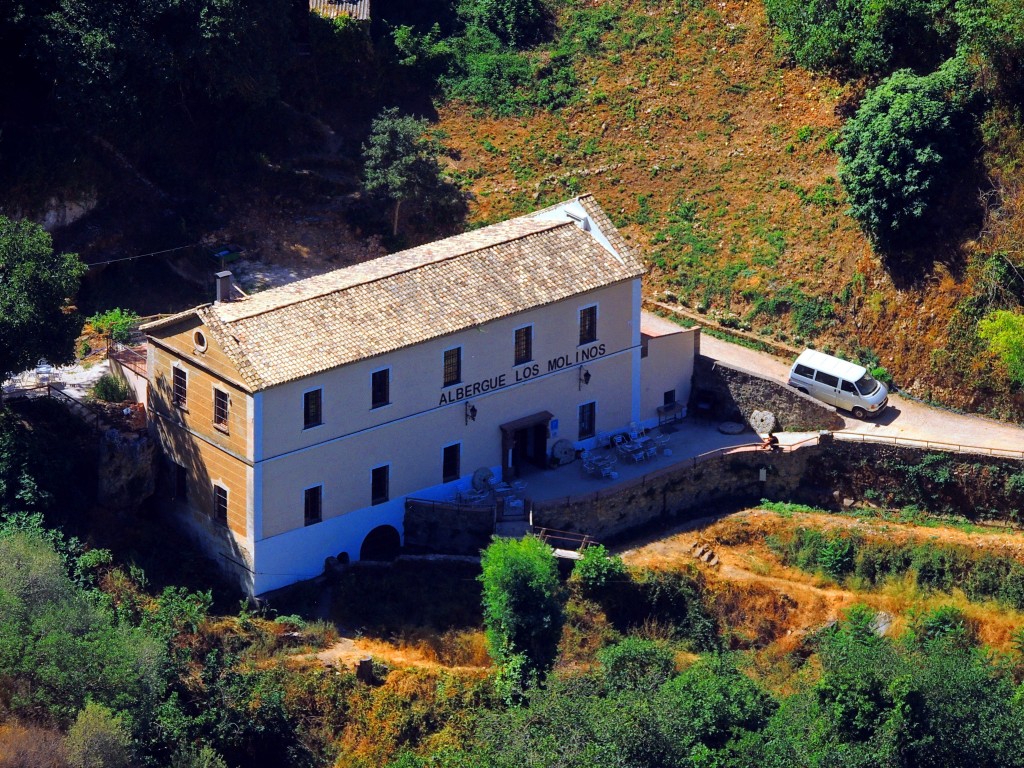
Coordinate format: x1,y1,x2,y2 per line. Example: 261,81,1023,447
663,389,676,407
579,306,597,346
303,389,322,429
371,465,389,506
443,348,462,387
578,402,596,440
172,367,187,409
442,443,460,483
514,326,533,366
213,388,229,430
371,369,390,409
213,485,228,526
304,486,322,526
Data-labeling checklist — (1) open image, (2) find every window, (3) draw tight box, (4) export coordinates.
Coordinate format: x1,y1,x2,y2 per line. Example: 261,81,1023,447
579,306,597,345
794,363,815,378
213,485,228,526
371,465,389,505
640,334,651,359
663,389,676,406
371,369,390,409
303,389,322,429
841,379,857,393
172,367,187,409
213,388,229,430
443,347,462,387
578,402,596,440
442,443,461,483
514,326,533,366
174,463,188,501
304,485,322,526
816,371,839,388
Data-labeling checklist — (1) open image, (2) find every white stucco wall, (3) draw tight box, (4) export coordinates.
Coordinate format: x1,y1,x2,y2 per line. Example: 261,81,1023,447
640,326,699,427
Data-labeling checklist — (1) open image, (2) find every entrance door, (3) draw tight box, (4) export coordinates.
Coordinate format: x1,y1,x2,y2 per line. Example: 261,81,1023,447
500,411,553,480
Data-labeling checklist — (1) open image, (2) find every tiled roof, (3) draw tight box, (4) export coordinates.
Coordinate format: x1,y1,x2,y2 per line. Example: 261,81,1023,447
309,0,370,21
145,196,645,391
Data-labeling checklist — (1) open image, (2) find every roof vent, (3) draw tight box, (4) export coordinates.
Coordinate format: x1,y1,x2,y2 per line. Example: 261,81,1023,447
565,212,591,232
215,271,233,303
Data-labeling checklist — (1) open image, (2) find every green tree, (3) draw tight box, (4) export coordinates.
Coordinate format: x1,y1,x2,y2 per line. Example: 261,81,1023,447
65,702,132,768
0,216,86,381
479,536,564,684
363,107,464,238
598,637,676,693
763,0,949,78
838,60,976,250
462,0,547,47
955,0,1024,97
978,310,1024,384
571,543,627,593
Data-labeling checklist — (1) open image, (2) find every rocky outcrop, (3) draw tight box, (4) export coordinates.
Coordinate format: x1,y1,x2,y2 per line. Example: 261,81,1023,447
98,429,157,509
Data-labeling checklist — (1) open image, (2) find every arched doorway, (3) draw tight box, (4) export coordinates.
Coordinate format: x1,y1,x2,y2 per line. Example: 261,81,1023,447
359,525,401,561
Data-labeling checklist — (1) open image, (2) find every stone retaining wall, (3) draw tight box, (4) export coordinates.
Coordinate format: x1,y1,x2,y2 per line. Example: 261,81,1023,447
532,439,1024,543
692,356,843,431
404,499,496,555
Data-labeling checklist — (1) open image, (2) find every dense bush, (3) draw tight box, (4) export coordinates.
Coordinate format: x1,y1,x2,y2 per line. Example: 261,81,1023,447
571,543,627,592
763,0,950,78
462,0,548,47
597,637,675,692
978,310,1024,384
91,373,131,403
87,308,139,344
479,536,564,685
838,60,977,249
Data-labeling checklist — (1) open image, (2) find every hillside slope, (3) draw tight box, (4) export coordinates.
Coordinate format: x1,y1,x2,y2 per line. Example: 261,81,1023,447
434,0,1024,421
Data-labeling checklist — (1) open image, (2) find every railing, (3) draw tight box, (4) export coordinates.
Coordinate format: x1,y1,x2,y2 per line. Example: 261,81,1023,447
108,341,147,377
535,527,596,551
405,497,498,526
4,383,106,432
833,431,1024,460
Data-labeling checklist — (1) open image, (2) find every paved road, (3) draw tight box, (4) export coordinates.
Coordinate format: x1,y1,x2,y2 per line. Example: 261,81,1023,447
699,334,1024,453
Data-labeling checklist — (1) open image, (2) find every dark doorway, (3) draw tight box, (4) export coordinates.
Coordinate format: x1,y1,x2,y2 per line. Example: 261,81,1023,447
500,411,553,479
360,525,401,561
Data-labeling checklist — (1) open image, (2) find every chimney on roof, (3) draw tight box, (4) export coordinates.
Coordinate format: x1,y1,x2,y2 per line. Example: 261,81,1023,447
565,211,591,232
215,271,233,303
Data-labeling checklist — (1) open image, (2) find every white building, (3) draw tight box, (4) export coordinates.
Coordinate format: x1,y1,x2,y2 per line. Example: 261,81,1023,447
143,195,697,594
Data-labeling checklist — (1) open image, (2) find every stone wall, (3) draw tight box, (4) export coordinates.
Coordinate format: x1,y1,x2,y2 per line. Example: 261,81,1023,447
533,438,1024,543
533,447,817,540
692,356,843,431
794,441,1024,520
404,499,496,556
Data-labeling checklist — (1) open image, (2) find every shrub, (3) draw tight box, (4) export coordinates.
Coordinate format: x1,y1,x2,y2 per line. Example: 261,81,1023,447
65,702,132,768
462,0,547,47
87,308,139,344
838,59,977,250
91,373,130,403
763,0,949,78
479,536,564,680
977,310,1024,385
572,544,627,592
598,636,676,692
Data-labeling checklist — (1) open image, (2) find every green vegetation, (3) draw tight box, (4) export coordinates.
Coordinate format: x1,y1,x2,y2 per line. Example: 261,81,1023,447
91,373,132,403
87,308,140,344
978,310,1024,384
767,525,1024,609
571,543,627,592
763,0,949,78
363,108,466,239
0,216,86,380
838,60,976,249
479,536,564,696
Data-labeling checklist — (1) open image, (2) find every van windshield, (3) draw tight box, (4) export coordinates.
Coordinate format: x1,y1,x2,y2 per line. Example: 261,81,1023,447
855,373,879,396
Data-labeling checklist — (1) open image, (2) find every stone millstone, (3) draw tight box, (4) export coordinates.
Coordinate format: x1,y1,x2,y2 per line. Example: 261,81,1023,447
718,421,746,435
748,409,777,435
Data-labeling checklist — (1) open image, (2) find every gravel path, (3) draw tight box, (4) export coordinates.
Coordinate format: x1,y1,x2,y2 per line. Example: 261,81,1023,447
699,334,1024,453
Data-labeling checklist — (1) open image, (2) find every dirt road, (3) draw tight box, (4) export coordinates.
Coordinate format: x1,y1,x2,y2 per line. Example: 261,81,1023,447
699,334,1024,453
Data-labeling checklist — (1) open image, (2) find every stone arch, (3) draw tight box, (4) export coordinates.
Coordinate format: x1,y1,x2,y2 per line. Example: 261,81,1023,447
359,525,401,561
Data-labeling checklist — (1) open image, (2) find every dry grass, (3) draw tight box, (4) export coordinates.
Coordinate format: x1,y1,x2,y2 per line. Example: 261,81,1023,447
436,0,1024,415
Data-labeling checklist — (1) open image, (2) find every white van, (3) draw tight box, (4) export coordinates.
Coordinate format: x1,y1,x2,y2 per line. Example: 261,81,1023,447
788,349,888,418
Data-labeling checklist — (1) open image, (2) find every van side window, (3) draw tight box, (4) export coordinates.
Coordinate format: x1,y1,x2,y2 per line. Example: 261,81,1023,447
841,380,856,393
794,364,815,378
816,371,839,388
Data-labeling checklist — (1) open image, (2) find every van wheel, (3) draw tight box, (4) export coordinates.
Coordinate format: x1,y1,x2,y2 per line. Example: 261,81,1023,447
852,407,867,419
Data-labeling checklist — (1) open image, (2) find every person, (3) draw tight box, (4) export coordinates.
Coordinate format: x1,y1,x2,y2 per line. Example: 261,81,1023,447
761,432,779,450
